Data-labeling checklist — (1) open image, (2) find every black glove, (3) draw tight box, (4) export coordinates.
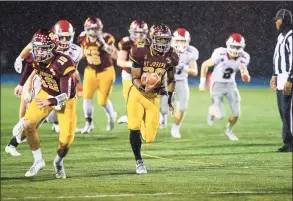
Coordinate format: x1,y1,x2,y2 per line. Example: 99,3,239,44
138,85,146,91
154,86,167,95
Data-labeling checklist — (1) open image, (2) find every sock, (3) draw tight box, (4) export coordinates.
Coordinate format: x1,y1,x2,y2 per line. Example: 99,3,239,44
12,117,24,136
130,130,142,161
163,114,167,125
46,111,58,124
8,137,19,147
32,148,43,162
226,122,233,132
83,99,93,119
54,154,64,167
103,100,115,120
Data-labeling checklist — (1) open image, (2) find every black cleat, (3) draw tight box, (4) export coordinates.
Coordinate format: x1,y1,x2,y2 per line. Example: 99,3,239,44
276,142,293,152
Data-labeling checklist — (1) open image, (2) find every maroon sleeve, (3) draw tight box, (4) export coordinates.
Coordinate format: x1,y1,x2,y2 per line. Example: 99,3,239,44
19,63,33,86
49,74,77,106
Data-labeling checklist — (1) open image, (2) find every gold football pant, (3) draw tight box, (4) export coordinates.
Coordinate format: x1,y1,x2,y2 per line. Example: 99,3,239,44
24,90,77,145
83,66,116,106
127,86,160,143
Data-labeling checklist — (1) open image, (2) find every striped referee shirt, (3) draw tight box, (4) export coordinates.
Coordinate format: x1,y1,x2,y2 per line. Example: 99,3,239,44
273,29,292,81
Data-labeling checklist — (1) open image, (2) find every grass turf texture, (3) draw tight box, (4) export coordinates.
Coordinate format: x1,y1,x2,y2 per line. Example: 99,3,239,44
1,85,292,201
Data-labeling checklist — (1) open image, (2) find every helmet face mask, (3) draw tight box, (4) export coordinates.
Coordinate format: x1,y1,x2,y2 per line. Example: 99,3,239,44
149,24,172,53
129,20,148,42
171,28,191,53
172,39,189,53
53,20,75,51
32,43,56,62
31,29,57,62
84,17,103,38
152,36,171,53
226,33,245,58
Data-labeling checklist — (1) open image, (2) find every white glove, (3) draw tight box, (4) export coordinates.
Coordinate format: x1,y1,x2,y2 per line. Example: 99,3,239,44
199,78,206,91
14,57,23,74
103,43,114,55
24,91,33,103
14,84,23,97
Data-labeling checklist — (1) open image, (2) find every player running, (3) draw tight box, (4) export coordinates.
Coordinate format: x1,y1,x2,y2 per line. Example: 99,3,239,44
170,28,199,138
199,33,251,141
77,17,118,133
128,24,179,174
116,20,149,124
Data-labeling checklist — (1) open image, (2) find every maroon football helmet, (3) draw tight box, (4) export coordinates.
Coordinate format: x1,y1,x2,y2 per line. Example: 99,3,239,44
84,17,103,37
149,24,172,53
129,20,148,41
31,28,57,62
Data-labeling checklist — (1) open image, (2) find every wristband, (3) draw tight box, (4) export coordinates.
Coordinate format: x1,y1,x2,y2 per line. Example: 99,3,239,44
200,77,206,84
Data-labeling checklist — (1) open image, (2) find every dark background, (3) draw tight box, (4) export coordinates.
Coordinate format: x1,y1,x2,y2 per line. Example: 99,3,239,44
0,1,292,78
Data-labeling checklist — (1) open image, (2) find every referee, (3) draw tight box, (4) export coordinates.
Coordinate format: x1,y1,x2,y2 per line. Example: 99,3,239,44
270,9,293,152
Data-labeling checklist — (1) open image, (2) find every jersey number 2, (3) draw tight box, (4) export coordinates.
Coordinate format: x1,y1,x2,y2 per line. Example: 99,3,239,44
222,68,234,79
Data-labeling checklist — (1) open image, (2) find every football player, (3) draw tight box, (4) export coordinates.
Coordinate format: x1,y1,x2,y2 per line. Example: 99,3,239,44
170,28,199,138
21,28,78,178
5,20,83,156
199,33,251,141
77,17,118,133
116,20,148,124
128,24,179,174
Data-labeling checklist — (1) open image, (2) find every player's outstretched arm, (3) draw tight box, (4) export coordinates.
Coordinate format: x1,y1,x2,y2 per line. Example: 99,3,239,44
199,58,215,91
188,59,198,77
14,43,32,73
239,63,251,83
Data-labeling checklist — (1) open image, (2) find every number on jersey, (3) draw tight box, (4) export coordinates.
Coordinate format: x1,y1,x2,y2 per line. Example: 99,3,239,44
222,68,234,79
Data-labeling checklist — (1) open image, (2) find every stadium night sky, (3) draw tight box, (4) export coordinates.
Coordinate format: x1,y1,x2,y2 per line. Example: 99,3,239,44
0,1,292,77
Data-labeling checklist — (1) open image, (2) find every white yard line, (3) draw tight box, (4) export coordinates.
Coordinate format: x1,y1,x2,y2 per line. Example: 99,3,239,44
2,192,182,200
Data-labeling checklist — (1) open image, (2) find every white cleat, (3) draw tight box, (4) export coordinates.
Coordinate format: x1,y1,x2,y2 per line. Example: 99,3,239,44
107,112,117,131
77,122,94,134
136,160,147,174
25,159,45,177
5,145,21,156
207,113,215,126
12,118,24,136
171,124,181,139
117,115,128,124
53,161,66,179
225,129,239,141
51,124,60,133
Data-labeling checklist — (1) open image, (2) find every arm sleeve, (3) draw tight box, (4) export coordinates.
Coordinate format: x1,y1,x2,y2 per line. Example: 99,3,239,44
49,74,77,106
286,36,293,82
19,63,33,86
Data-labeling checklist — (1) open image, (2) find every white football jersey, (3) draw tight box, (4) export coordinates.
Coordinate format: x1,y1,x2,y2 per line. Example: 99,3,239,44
210,47,250,83
175,45,199,81
58,43,83,65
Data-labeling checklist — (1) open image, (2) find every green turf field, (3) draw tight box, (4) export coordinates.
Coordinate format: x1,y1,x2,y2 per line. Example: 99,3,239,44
1,85,292,201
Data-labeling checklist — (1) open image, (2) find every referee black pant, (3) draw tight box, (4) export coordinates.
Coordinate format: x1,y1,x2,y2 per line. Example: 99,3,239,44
277,89,293,144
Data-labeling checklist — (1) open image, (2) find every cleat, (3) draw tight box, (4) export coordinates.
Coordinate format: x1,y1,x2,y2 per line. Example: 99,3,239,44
136,160,147,174
77,122,94,134
25,159,45,177
207,113,215,126
107,112,117,131
225,129,238,141
276,143,293,152
53,161,66,179
117,115,128,124
171,124,181,138
51,124,60,133
5,145,21,156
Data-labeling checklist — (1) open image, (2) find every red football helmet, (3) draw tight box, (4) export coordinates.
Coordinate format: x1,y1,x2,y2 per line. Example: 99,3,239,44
226,33,246,57
129,20,148,41
172,28,191,53
31,28,57,62
52,20,75,50
84,17,103,37
149,24,172,53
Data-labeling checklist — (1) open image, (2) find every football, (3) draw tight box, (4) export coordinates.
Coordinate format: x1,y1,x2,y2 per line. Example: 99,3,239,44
141,72,161,86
